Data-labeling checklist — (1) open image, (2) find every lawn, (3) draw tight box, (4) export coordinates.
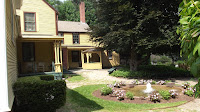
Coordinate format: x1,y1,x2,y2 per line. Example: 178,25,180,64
57,84,187,112
64,74,85,82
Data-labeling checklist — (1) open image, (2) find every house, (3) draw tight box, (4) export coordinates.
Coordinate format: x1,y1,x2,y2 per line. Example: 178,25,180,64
0,0,22,111
59,2,120,70
17,0,63,74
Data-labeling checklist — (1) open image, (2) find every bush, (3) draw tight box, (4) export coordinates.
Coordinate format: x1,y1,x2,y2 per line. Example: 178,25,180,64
159,90,171,100
110,65,192,78
194,78,200,98
151,80,156,84
184,90,194,97
40,75,54,81
101,86,112,95
126,91,134,100
13,75,66,112
150,92,160,103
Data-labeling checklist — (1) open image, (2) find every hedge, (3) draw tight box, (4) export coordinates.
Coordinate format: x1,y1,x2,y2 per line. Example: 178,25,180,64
110,65,192,79
13,75,66,112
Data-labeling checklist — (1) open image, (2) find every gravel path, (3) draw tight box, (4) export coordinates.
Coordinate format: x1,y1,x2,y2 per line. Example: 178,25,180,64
65,69,200,112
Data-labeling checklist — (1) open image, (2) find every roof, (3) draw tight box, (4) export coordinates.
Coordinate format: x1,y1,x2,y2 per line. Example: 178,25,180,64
42,0,59,14
82,48,102,53
58,21,90,33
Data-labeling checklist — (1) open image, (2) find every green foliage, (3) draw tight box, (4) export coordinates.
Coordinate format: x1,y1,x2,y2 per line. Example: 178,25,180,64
151,80,156,84
165,80,172,83
40,75,54,81
100,86,112,96
184,90,194,97
157,56,172,64
13,75,66,112
194,78,200,98
177,0,200,77
46,0,97,26
159,90,171,100
90,0,181,71
110,65,192,78
126,91,134,100
59,1,80,21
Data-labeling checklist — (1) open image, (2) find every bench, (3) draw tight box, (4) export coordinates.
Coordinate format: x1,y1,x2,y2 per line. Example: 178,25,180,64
108,68,116,74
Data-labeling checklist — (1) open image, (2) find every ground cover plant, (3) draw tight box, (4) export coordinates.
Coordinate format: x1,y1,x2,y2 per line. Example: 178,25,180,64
13,75,66,112
110,65,192,79
57,84,187,112
64,74,85,82
126,91,134,100
159,90,171,100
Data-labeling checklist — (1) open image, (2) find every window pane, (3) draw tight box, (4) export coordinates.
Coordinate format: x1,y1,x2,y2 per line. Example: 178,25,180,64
25,22,35,31
73,33,79,44
25,13,35,22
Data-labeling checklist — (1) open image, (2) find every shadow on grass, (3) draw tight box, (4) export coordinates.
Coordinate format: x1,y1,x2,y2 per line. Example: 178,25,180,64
57,88,103,112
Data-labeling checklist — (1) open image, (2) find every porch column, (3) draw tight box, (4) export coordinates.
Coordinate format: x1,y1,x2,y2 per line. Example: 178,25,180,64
54,41,61,72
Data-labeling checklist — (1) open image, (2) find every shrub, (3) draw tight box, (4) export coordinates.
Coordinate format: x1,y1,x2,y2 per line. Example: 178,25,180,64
126,91,134,100
151,80,156,84
194,78,200,98
101,86,112,95
157,80,166,85
112,90,125,101
40,75,54,81
165,80,171,83
110,65,192,79
159,90,171,100
169,90,178,98
182,82,190,89
13,75,66,112
150,92,160,103
184,90,194,97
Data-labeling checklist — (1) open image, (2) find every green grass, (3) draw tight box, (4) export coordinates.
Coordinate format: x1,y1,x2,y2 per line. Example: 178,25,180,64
65,74,85,82
57,85,187,112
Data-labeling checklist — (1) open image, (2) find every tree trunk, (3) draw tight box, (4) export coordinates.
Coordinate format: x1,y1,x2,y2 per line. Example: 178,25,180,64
130,48,138,71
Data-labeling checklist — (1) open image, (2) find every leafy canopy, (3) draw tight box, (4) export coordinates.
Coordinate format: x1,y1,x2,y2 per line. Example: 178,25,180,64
177,0,200,77
90,0,181,70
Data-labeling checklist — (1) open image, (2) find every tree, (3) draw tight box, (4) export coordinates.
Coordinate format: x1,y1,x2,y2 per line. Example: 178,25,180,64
177,0,200,77
59,1,80,21
90,0,181,71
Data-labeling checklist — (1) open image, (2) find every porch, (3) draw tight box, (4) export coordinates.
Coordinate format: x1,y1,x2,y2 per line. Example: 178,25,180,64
17,35,63,74
62,47,103,70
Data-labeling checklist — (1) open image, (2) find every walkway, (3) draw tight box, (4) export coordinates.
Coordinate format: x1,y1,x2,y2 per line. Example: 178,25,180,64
65,69,200,112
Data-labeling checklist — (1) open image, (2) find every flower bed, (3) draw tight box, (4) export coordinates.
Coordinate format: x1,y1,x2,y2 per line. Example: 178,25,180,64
94,80,194,104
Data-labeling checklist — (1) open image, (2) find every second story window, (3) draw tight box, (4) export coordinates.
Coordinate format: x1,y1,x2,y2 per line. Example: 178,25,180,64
73,33,79,44
24,12,36,31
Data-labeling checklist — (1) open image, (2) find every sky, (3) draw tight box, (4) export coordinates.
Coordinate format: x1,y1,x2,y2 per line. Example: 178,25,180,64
58,0,66,2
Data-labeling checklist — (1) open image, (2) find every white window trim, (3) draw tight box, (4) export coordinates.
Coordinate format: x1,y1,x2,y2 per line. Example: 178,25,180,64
0,0,10,111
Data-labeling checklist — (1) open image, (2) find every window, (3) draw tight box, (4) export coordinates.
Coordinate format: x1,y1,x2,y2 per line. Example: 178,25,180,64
108,51,112,60
89,53,100,63
24,12,36,31
73,33,79,44
72,51,80,62
22,43,35,62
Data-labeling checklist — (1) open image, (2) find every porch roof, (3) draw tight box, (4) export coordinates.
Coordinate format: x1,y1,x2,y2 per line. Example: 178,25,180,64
19,34,64,41
82,47,102,53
